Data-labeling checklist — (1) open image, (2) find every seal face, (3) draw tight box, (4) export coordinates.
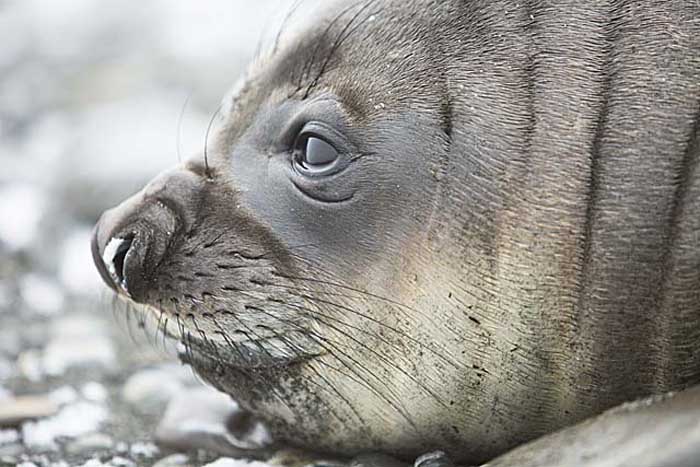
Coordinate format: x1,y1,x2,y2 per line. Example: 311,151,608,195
92,0,700,463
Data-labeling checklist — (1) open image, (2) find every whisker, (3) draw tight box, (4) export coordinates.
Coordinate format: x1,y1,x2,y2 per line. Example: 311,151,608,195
203,102,224,179
176,91,192,164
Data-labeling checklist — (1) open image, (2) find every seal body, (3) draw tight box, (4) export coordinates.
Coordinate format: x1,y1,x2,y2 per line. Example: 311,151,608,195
92,0,700,463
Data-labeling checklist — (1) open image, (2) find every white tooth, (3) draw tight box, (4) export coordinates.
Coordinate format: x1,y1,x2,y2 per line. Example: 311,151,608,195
102,237,128,285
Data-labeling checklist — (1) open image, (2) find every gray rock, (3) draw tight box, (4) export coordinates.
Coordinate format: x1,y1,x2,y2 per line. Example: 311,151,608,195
0,184,47,253
22,401,108,450
0,282,11,311
17,350,43,382
0,429,18,446
48,386,78,406
121,364,196,413
40,314,116,376
0,396,58,427
152,454,191,467
129,441,160,459
65,433,115,454
41,334,116,376
81,382,109,403
0,441,24,459
15,461,39,467
155,386,272,458
0,328,22,357
0,361,13,384
109,456,137,467
18,274,64,316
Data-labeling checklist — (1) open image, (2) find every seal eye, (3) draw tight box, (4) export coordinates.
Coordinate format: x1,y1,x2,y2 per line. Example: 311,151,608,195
293,134,339,173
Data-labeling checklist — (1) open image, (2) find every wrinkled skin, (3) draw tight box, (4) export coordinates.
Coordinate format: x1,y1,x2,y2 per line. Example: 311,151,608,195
92,0,700,464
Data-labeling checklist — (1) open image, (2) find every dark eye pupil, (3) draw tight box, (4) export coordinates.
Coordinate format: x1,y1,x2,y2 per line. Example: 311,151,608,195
303,136,337,166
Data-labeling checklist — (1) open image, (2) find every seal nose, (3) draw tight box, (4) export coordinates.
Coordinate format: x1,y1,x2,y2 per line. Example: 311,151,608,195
91,162,204,300
92,201,178,299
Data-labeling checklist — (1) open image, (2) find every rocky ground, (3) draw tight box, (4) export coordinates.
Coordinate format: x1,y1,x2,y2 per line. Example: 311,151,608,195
0,264,231,467
0,1,305,466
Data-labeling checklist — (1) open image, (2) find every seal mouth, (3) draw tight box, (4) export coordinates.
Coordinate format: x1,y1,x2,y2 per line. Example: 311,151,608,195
118,297,325,371
178,333,322,372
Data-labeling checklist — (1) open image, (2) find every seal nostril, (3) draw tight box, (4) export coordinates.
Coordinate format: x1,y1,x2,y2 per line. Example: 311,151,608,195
103,234,134,293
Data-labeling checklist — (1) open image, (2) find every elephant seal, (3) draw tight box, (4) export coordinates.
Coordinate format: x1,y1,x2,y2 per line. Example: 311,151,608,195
91,0,700,463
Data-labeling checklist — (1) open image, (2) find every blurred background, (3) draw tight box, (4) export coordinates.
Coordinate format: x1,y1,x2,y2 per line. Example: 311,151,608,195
0,1,296,465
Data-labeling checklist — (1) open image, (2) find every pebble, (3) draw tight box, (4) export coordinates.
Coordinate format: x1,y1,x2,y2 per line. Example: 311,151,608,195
0,429,19,445
0,282,11,311
0,328,22,357
22,401,108,450
114,441,129,454
66,433,115,454
155,386,271,457
81,382,108,403
42,334,116,376
0,442,24,458
0,359,13,382
121,365,194,412
17,350,44,382
77,460,107,467
48,386,78,406
130,441,159,458
0,396,59,427
19,274,65,316
152,454,191,467
0,183,46,252
109,456,136,467
36,314,117,376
